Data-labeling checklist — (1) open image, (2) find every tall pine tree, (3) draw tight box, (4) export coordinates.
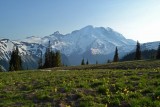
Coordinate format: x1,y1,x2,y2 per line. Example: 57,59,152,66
9,46,22,71
81,58,85,65
96,60,98,65
55,51,61,67
86,59,89,65
51,51,56,67
113,47,119,62
43,41,62,68
43,47,50,68
156,43,160,59
135,41,141,60
43,41,52,68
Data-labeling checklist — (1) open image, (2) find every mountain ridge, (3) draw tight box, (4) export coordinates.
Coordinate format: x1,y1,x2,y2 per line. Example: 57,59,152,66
0,25,159,71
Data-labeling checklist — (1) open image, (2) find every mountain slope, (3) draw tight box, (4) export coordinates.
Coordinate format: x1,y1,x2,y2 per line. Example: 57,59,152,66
0,25,136,70
23,25,136,55
4,25,160,70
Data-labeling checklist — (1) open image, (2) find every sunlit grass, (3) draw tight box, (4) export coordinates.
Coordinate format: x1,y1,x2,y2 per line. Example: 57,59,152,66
0,67,160,106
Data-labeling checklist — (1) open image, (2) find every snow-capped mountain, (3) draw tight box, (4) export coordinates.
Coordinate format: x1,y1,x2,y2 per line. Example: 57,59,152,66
0,25,159,71
141,41,160,51
23,25,135,55
21,25,137,65
0,39,46,71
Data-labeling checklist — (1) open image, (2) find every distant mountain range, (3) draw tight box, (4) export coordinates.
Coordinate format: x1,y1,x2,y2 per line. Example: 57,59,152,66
0,25,159,71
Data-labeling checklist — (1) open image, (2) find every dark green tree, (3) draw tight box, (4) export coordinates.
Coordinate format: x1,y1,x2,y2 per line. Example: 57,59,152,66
43,41,62,68
51,51,56,67
107,60,111,63
43,48,50,68
43,41,52,68
9,46,22,71
55,51,61,67
156,43,160,59
81,58,85,65
86,59,89,65
113,47,119,62
96,60,98,65
135,41,141,60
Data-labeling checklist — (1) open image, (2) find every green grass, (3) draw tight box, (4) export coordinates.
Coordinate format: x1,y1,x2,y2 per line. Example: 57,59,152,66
51,60,160,70
0,60,160,106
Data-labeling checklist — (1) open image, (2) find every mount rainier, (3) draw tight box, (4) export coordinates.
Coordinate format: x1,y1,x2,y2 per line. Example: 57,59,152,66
0,25,159,71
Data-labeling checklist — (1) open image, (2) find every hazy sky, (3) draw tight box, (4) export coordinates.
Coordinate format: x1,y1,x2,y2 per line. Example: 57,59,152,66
0,0,160,43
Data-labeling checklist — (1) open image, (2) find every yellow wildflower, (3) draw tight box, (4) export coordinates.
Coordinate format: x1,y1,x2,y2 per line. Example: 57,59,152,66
54,87,57,92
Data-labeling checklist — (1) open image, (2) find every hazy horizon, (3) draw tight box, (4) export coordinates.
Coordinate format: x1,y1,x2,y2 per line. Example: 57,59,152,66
0,0,160,43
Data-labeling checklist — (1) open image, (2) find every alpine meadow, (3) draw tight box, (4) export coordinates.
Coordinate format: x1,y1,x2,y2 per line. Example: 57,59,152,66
0,0,160,107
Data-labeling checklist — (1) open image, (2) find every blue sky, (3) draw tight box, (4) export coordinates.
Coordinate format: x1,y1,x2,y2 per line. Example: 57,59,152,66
0,0,160,43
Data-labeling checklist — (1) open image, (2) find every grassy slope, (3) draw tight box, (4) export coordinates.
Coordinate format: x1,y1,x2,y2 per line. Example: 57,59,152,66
51,60,160,70
0,60,160,107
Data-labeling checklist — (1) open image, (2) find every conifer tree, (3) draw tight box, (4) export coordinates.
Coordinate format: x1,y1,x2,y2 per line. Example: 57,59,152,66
156,43,160,59
96,60,98,65
43,47,50,68
81,58,85,65
9,46,22,71
43,41,62,68
48,41,52,67
107,60,111,63
55,51,61,67
51,51,56,67
86,59,89,65
43,41,52,68
113,47,119,62
135,41,141,60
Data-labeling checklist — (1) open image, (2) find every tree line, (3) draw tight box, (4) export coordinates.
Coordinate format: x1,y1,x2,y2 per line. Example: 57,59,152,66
9,46,22,71
81,41,160,65
38,41,61,69
113,41,160,62
121,41,160,61
8,41,62,71
3,40,160,71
